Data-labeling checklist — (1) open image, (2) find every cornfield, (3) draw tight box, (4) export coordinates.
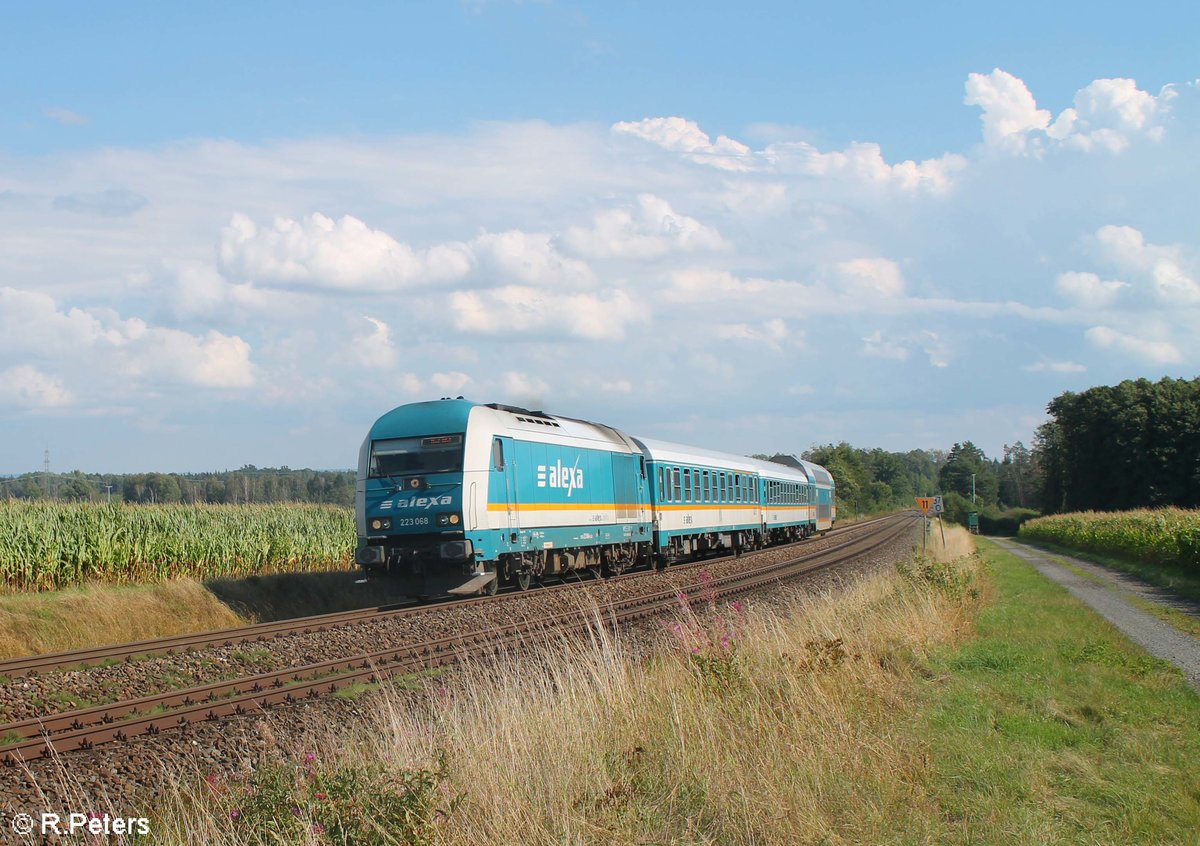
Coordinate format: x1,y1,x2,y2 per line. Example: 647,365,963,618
0,501,355,592
1019,508,1200,573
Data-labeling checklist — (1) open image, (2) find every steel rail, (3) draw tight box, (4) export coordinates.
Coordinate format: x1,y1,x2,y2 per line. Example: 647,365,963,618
0,515,898,679
0,514,915,764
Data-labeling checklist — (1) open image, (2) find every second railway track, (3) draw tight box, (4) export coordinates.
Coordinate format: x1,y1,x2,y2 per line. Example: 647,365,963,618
0,513,916,765
0,515,897,681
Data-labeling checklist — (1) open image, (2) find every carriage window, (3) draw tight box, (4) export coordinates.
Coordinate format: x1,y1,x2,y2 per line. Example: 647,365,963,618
702,470,709,502
684,468,693,502
658,466,666,501
672,468,682,501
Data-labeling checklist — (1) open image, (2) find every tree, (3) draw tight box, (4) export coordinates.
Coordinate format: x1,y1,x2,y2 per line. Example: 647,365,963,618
938,442,997,507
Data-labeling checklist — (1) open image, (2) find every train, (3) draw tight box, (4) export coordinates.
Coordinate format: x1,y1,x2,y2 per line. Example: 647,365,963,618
354,399,836,597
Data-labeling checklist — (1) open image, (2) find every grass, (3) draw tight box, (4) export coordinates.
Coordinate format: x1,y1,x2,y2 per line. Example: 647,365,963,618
24,526,1200,844
0,580,246,660
0,566,427,660
915,539,1200,843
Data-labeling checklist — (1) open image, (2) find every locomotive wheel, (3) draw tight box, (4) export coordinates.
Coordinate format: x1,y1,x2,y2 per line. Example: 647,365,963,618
485,572,499,596
516,570,532,591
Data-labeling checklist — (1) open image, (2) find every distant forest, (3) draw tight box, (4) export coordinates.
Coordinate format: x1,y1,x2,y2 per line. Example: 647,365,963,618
1035,376,1200,513
0,466,355,508
4,376,1195,525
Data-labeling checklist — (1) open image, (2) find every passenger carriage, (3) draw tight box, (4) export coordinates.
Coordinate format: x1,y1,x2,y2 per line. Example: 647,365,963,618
634,438,765,561
750,457,820,543
799,459,837,531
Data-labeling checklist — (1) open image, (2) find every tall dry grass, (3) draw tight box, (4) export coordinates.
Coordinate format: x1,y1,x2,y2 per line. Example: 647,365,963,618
140,529,983,846
0,580,246,660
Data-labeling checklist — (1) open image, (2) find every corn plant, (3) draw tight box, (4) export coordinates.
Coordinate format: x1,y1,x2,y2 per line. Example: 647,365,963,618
0,501,355,592
1019,508,1200,573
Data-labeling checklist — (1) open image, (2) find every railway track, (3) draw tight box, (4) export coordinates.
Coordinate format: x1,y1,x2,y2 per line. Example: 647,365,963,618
0,515,896,681
0,513,915,764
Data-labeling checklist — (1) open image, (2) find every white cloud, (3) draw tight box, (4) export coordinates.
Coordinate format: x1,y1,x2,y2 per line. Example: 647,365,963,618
1054,271,1128,308
470,230,594,287
0,365,72,410
615,116,966,193
612,116,753,171
861,330,909,361
1091,225,1200,305
1055,78,1174,152
600,379,632,393
1085,326,1182,364
220,212,472,292
430,372,472,394
764,141,966,193
503,371,550,401
3,67,1200,469
450,285,642,340
964,69,1051,153
44,107,88,126
0,287,255,392
967,71,1175,155
860,329,950,367
561,194,727,260
1024,360,1087,373
716,319,791,349
353,316,398,370
836,258,906,298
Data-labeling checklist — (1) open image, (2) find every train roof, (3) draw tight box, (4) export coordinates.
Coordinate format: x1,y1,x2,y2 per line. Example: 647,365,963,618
367,400,834,485
798,459,835,486
368,399,637,451
633,437,761,473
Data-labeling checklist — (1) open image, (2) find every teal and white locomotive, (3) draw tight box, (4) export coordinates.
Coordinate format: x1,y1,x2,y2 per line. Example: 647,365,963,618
355,398,835,597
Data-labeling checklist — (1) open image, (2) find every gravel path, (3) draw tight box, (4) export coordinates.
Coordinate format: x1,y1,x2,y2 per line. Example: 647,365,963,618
993,538,1200,692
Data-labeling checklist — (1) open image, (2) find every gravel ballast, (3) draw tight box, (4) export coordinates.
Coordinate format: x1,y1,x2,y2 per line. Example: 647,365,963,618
0,517,918,817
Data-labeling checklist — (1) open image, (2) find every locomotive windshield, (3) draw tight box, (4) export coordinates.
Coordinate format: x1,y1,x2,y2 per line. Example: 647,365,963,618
369,434,464,477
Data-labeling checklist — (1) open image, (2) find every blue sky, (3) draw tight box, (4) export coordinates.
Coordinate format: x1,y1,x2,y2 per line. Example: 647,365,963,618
1,1,1198,472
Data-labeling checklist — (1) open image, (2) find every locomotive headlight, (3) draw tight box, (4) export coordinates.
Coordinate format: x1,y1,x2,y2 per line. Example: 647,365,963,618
436,513,461,527
369,517,393,531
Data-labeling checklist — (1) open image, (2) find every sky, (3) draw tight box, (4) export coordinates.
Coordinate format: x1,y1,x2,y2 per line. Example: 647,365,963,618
1,1,1198,473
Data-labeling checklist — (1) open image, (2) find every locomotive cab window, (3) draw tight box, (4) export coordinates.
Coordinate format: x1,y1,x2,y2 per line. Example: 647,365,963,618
370,434,464,477
492,438,505,470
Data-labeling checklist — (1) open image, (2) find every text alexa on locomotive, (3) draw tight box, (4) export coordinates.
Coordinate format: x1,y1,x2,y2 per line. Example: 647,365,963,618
355,398,835,598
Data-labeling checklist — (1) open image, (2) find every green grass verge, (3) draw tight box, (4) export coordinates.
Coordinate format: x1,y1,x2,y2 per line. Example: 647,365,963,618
913,539,1200,844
